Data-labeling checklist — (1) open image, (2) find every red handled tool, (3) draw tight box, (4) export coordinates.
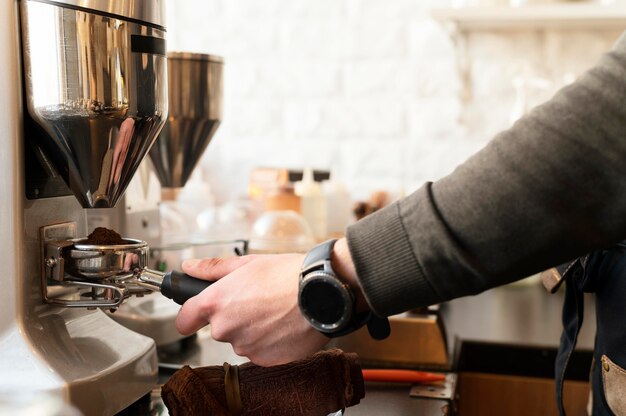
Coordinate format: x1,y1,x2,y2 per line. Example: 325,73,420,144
362,369,446,384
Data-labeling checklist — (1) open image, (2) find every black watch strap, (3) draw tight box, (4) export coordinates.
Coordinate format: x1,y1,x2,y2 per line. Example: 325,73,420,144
328,310,391,340
366,313,391,340
301,239,337,273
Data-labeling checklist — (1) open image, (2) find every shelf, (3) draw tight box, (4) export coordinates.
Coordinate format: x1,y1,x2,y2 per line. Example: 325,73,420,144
431,3,626,30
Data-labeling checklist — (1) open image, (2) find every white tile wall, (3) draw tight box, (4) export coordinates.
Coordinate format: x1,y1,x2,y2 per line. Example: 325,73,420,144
165,0,622,204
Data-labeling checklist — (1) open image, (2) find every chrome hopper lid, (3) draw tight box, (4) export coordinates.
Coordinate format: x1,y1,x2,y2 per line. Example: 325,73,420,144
149,52,224,189
20,0,168,208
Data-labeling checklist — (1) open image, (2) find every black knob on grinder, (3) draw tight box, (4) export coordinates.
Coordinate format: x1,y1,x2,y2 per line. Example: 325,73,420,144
160,270,213,305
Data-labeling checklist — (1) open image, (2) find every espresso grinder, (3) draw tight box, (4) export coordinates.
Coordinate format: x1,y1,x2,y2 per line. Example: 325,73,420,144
0,1,212,414
97,51,227,347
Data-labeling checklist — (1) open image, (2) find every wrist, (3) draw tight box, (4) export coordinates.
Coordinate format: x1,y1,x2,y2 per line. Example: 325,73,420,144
299,238,391,340
331,238,369,313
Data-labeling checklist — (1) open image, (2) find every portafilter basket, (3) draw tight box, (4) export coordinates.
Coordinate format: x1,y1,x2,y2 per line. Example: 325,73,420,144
68,238,148,281
43,238,212,309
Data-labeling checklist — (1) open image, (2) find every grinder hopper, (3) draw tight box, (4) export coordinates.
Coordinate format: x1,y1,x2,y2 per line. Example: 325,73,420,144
149,52,224,190
21,0,168,208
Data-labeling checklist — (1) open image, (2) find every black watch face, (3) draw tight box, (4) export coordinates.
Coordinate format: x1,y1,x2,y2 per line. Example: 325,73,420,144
300,274,351,329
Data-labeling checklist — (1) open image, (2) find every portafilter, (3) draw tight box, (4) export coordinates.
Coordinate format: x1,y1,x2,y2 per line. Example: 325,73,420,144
43,238,212,309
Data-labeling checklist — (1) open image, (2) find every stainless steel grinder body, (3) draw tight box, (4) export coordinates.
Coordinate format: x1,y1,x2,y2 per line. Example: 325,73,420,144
0,1,169,414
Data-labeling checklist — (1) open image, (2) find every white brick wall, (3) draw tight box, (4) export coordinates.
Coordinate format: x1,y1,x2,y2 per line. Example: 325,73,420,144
166,0,621,204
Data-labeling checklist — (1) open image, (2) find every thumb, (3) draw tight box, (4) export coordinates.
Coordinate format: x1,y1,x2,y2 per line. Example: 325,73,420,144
181,256,254,281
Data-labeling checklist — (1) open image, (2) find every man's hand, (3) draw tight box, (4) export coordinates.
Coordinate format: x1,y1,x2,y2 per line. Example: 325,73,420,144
175,253,330,366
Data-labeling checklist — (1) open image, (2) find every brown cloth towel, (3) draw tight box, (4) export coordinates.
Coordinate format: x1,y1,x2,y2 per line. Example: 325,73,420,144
161,348,365,416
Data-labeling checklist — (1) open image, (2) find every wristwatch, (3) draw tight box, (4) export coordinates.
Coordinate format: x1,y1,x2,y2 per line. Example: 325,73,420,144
298,239,391,340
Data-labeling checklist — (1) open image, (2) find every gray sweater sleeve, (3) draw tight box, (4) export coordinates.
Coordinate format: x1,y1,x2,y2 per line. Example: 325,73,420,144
347,33,626,317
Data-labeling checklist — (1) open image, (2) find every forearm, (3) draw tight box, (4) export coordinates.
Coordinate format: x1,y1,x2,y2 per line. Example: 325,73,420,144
347,33,626,316
428,37,626,295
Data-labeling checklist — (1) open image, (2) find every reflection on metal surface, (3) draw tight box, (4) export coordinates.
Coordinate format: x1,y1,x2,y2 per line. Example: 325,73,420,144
29,308,158,415
21,0,167,208
410,373,457,400
149,52,223,188
108,295,184,346
28,0,166,28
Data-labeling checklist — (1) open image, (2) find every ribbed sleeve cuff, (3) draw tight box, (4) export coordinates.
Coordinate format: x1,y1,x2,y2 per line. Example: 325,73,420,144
346,192,441,316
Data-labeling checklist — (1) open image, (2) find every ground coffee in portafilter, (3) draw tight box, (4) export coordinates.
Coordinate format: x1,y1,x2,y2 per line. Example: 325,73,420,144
83,227,127,245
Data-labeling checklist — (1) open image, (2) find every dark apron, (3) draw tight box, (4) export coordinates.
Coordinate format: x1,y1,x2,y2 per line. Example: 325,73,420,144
552,243,626,415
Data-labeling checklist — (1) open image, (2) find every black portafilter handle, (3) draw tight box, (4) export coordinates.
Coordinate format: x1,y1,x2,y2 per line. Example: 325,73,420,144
160,270,213,305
